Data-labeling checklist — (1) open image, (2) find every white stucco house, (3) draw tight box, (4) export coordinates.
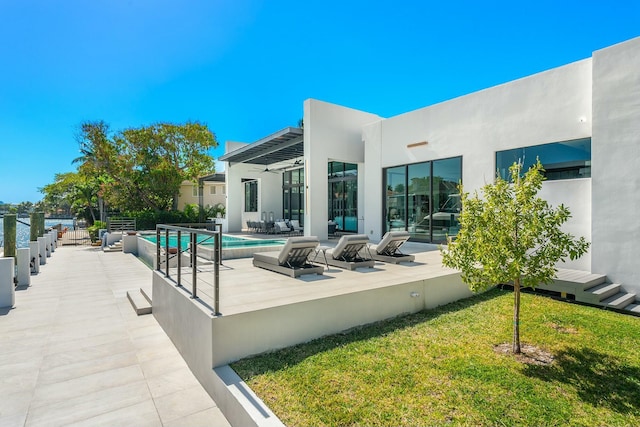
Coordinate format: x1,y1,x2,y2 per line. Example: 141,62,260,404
220,36,640,298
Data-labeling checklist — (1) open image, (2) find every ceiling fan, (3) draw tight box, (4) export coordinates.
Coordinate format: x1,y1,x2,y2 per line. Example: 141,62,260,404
252,159,303,173
251,164,280,173
272,159,303,172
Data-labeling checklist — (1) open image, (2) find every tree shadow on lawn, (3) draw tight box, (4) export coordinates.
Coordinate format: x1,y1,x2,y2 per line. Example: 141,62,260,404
523,347,640,415
233,288,503,377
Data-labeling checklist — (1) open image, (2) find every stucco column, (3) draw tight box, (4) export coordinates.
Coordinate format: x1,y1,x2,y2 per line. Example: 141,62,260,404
0,257,15,308
16,248,30,287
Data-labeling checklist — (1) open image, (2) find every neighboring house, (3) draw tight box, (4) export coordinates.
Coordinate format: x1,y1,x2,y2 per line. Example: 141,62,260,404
221,36,640,296
177,172,226,212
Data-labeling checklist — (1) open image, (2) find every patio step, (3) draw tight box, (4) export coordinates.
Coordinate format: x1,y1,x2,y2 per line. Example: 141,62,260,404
127,288,152,315
104,240,123,252
580,283,621,304
553,269,607,292
601,292,637,309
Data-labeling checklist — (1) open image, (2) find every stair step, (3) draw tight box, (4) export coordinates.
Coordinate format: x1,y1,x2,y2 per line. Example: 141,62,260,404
555,269,607,290
585,283,621,302
625,303,640,314
602,292,637,309
546,269,608,295
127,289,152,315
104,241,123,252
140,287,152,304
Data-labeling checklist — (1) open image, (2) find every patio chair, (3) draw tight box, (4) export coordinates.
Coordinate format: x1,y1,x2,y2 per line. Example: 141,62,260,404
274,221,292,235
322,234,375,271
253,236,324,277
290,220,303,236
367,231,415,264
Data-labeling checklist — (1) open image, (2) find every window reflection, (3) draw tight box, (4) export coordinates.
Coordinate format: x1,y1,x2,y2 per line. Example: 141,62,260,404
385,166,406,233
384,157,461,243
282,169,304,225
328,162,358,232
496,138,591,181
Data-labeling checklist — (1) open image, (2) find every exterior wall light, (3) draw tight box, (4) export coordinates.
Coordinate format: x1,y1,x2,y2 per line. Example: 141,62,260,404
407,141,428,149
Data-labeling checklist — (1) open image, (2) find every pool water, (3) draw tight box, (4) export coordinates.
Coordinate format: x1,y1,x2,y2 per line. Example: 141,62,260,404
142,234,285,249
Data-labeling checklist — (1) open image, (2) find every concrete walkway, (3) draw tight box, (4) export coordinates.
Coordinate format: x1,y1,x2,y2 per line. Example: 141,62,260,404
0,245,231,427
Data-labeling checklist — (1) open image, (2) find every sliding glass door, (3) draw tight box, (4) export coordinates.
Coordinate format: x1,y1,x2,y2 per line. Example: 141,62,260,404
328,162,358,233
283,168,304,225
384,157,461,243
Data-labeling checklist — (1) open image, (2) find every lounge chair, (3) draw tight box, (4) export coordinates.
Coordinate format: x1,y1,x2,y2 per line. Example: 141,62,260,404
289,220,303,236
367,231,415,264
322,234,375,271
274,221,291,235
253,236,324,277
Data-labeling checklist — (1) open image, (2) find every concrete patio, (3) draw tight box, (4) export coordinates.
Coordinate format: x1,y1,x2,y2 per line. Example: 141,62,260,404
0,245,230,427
150,239,474,426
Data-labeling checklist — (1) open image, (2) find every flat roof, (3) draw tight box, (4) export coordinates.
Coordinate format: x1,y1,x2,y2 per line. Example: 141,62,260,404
199,172,225,183
219,127,303,165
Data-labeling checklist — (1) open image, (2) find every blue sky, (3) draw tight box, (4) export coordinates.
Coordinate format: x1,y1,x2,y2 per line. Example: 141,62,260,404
0,0,638,203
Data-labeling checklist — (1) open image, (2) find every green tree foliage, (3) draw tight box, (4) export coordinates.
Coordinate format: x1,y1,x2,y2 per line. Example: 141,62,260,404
441,160,590,354
16,201,34,216
39,172,100,223
95,122,216,212
73,120,115,221
42,120,217,218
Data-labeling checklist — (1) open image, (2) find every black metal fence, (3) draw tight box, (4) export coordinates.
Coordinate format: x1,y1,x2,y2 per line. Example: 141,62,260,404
155,223,222,315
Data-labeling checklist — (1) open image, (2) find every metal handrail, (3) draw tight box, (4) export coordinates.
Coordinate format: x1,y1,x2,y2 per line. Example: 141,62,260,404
155,223,221,315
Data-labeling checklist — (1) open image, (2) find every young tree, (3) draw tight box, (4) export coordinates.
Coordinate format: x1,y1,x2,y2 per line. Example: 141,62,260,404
441,160,590,354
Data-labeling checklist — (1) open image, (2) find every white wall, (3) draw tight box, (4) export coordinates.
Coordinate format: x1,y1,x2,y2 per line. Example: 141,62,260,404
363,58,593,251
225,141,249,232
539,179,591,271
209,273,472,367
592,37,640,293
304,99,381,239
225,142,284,232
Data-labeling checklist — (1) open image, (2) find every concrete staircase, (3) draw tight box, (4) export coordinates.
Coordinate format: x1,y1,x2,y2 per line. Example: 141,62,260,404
103,240,123,252
536,269,639,314
127,287,152,315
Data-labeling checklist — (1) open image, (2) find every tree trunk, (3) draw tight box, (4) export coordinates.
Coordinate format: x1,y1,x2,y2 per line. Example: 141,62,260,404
513,276,521,354
173,192,179,211
98,197,105,223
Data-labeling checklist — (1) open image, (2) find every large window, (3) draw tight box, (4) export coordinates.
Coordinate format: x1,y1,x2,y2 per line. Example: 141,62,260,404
283,168,304,225
244,180,258,212
328,162,358,233
496,138,591,181
384,156,462,243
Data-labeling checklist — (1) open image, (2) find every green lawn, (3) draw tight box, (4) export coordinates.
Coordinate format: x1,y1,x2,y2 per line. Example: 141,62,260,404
231,288,640,426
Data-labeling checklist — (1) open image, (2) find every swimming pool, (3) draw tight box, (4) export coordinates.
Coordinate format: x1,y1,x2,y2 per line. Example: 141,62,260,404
142,233,286,249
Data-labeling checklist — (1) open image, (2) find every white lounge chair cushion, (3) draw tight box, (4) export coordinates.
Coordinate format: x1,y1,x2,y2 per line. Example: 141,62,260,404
275,221,289,232
369,231,410,255
326,234,370,261
253,236,320,267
